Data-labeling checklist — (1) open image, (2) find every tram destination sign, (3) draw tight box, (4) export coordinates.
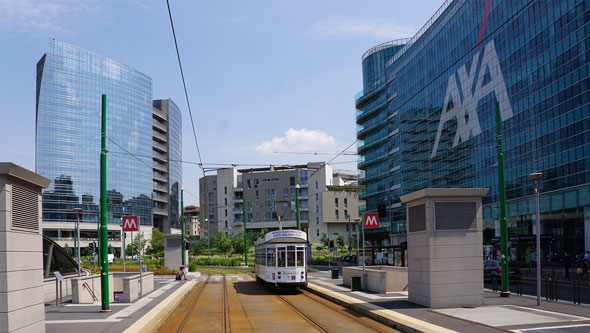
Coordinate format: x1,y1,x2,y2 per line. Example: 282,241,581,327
264,229,307,242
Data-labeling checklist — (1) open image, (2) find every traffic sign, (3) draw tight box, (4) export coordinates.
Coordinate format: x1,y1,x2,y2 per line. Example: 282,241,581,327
316,247,322,251
348,246,352,251
122,216,139,231
364,213,379,228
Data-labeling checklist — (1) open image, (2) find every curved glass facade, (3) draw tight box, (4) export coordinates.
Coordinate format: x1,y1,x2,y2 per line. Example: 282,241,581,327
168,100,182,229
36,40,153,226
358,0,590,256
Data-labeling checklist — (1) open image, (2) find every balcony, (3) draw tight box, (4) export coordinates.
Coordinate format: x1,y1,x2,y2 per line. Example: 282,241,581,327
153,193,168,203
152,130,168,143
233,187,243,192
152,119,167,133
153,141,168,153
356,99,387,125
152,107,167,122
232,197,243,203
233,220,244,225
153,183,168,193
233,208,244,214
153,207,168,216
153,172,167,183
153,162,167,173
153,150,167,163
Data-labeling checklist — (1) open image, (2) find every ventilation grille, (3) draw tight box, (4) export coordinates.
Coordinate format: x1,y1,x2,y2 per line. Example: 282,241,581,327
435,202,477,230
11,185,39,232
408,204,426,232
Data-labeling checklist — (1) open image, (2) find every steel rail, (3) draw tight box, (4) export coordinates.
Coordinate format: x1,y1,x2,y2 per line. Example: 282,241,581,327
223,275,231,333
300,290,384,332
175,275,211,333
275,294,328,333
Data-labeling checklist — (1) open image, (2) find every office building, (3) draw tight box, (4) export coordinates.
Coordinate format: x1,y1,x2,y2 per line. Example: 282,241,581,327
198,163,360,244
36,40,158,248
152,99,183,234
356,0,590,258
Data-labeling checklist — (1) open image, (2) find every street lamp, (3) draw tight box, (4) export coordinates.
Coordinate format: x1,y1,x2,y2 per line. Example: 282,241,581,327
73,208,82,277
529,172,543,306
347,214,351,256
205,218,210,259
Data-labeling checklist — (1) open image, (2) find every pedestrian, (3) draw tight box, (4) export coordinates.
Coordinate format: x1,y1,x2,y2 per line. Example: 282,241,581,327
585,251,590,261
563,252,571,280
179,265,188,280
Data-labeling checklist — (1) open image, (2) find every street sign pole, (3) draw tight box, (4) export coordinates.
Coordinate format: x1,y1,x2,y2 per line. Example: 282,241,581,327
495,101,510,297
138,216,143,298
243,201,248,266
181,188,185,266
122,229,125,273
99,94,110,312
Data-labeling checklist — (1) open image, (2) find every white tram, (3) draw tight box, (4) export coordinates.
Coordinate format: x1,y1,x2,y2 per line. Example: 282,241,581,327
254,229,307,289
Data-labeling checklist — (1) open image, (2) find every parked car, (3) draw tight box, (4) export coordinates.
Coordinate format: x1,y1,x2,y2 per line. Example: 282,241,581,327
484,260,520,281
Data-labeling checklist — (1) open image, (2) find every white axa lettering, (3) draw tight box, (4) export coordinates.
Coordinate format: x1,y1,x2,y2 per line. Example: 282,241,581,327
431,40,512,158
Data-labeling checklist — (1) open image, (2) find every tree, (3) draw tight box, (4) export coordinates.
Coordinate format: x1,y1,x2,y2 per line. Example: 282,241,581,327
319,233,329,248
216,232,233,254
150,228,164,254
336,235,345,249
189,236,207,255
127,235,147,259
231,233,245,254
348,234,358,249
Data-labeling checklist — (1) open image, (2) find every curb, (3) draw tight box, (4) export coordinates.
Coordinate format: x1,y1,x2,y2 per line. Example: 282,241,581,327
305,283,457,333
123,280,197,333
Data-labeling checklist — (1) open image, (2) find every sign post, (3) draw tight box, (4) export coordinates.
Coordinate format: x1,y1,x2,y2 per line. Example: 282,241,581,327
363,213,379,279
122,216,141,296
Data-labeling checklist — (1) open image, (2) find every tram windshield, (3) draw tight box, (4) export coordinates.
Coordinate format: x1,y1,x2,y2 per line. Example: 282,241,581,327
278,247,286,267
297,248,304,267
287,246,296,267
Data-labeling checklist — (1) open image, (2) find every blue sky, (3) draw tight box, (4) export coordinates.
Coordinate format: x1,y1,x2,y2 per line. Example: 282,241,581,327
0,0,444,204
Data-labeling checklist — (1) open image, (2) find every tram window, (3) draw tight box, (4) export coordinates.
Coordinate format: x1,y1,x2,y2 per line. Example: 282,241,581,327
278,247,286,267
271,248,276,267
266,248,274,266
287,246,296,267
296,248,304,267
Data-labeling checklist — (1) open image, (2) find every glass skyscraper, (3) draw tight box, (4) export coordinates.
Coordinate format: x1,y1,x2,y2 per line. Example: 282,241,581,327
357,0,590,258
36,40,154,230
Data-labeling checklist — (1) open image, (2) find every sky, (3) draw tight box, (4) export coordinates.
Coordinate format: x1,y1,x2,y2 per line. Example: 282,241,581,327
0,0,444,206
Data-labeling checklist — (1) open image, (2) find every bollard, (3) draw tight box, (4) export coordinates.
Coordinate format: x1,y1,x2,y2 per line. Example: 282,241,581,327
554,279,558,301
55,279,59,306
492,275,498,292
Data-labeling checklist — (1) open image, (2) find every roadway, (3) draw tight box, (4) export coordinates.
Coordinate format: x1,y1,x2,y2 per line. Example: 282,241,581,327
156,274,399,332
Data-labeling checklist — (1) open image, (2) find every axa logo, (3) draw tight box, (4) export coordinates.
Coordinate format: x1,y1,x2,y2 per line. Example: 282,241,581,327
430,39,513,158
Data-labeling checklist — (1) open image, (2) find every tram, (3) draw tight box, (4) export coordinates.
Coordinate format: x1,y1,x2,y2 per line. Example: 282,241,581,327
254,229,307,289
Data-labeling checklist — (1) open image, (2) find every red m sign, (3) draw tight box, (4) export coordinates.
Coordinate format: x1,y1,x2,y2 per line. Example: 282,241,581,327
364,213,379,228
122,216,139,231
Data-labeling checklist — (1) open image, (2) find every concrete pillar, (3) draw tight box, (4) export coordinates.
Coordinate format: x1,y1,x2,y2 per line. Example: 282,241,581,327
401,188,487,308
0,163,50,333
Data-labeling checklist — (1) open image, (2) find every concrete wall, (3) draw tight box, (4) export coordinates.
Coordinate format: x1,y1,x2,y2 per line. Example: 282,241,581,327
0,164,49,333
342,266,408,293
122,272,154,303
164,234,187,270
71,273,114,304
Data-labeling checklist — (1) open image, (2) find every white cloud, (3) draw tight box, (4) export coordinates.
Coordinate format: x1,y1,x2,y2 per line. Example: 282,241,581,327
255,128,337,155
312,16,416,40
0,0,95,33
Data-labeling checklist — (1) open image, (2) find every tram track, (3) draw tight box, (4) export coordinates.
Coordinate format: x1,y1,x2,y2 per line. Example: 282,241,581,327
174,275,210,333
275,293,329,332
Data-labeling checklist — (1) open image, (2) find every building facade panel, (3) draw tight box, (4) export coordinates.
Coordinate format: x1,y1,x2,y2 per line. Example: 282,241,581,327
357,0,590,257
36,40,153,231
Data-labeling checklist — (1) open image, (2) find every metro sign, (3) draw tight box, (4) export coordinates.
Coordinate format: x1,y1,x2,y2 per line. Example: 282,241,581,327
122,216,139,232
364,213,379,228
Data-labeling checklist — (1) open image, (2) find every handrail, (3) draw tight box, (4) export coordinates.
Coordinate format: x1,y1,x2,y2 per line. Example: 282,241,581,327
362,38,412,61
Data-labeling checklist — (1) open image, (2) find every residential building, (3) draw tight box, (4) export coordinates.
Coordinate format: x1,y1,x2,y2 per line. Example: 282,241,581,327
36,40,157,248
356,0,590,257
198,163,361,243
184,205,200,236
152,99,183,234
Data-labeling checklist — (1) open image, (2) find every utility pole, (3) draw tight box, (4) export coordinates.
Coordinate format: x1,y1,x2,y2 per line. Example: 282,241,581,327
495,101,510,297
243,201,248,266
295,184,300,230
99,94,110,311
181,187,185,266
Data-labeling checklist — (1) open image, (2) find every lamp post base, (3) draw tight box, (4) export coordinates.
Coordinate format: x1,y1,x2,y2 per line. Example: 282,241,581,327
500,291,511,297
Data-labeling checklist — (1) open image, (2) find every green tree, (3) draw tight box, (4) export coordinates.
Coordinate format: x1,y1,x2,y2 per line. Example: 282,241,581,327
319,233,329,248
336,235,345,249
189,236,207,255
231,233,245,254
216,232,233,254
150,228,164,254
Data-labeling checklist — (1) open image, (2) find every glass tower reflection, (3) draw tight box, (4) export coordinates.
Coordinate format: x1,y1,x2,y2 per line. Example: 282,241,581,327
36,40,153,226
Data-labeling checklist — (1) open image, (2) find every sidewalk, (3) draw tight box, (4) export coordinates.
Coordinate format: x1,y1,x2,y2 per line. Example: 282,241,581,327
45,273,200,333
307,270,590,333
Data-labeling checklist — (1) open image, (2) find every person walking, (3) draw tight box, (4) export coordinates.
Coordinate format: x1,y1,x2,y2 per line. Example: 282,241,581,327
563,252,571,280
583,258,589,286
